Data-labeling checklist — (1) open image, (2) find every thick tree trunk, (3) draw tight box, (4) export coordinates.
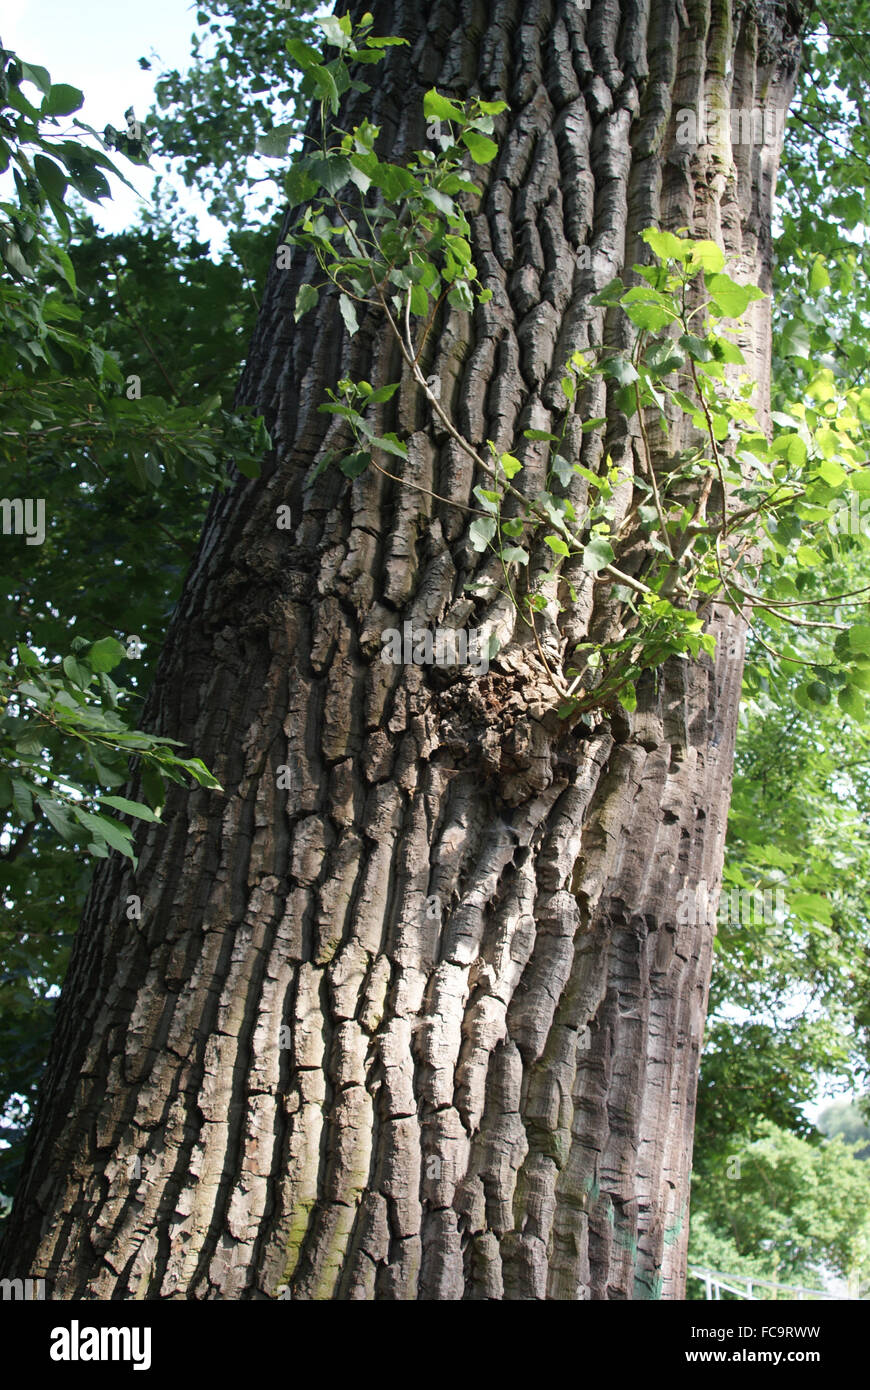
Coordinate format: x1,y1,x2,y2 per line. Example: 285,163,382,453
3,0,802,1298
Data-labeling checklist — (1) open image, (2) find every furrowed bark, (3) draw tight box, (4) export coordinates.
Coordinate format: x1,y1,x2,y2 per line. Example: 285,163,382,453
3,0,804,1299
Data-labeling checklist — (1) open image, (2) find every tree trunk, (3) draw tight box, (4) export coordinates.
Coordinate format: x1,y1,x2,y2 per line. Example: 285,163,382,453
3,0,802,1299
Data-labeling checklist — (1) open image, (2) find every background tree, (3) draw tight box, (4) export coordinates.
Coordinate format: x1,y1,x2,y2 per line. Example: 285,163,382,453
688,1121,870,1296
818,1094,870,1155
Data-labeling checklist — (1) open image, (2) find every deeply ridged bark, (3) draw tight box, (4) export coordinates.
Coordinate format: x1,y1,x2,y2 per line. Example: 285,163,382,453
4,0,803,1298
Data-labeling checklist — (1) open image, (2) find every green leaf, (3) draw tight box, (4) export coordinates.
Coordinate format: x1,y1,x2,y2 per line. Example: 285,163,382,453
339,294,359,336
285,163,319,207
89,748,126,787
179,757,222,790
141,764,166,811
544,534,570,557
591,277,625,306
421,187,455,218
816,458,847,487
601,356,640,386
780,320,811,359
423,89,467,124
37,797,76,841
73,808,136,861
17,61,52,95
42,83,84,116
50,245,77,292
474,487,500,513
310,64,340,114
469,517,497,551
62,656,91,688
838,684,865,720
710,336,745,365
806,680,831,705
444,234,471,264
236,456,261,480
99,795,160,821
372,433,407,458
447,282,474,312
319,402,363,422
256,123,295,158
339,451,370,478
33,153,67,203
552,455,574,487
11,777,35,822
370,162,418,199
3,241,34,278
15,728,43,757
618,683,638,714
285,37,322,70
65,158,111,200
770,432,807,468
848,664,870,692
678,333,714,362
294,283,319,320
688,240,725,272
789,891,833,925
706,273,755,318
848,624,870,655
17,680,46,705
642,229,687,262
367,383,400,403
645,341,685,377
809,255,830,293
461,129,498,164
310,154,352,194
88,637,126,672
582,535,615,572
624,302,673,332
319,14,352,49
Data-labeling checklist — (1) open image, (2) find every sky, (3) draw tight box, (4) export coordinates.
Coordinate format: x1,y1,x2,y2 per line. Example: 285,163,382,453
2,0,217,235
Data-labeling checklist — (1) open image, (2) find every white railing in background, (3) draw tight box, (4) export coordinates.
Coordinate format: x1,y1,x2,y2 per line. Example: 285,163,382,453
687,1266,847,1300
